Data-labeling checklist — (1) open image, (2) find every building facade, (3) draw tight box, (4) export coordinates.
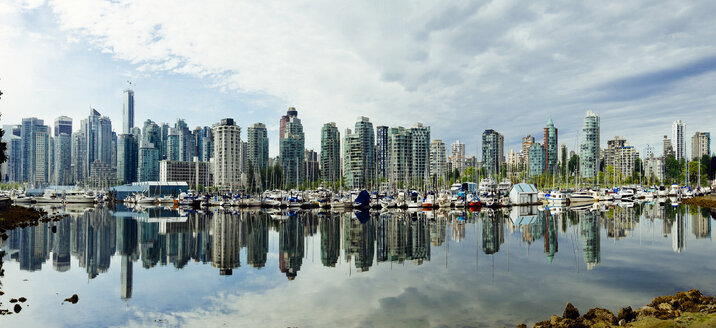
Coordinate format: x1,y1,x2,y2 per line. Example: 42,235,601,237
123,89,134,134
410,123,430,183
544,118,558,174
117,134,139,184
691,132,711,160
580,111,600,179
213,118,242,188
280,116,305,187
672,120,685,160
481,129,504,176
429,139,446,182
376,126,389,180
528,143,545,177
320,122,341,184
160,159,213,188
247,123,269,172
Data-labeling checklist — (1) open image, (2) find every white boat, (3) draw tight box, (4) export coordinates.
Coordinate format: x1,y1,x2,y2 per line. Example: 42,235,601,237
422,192,436,208
65,191,96,204
546,191,568,206
35,191,63,204
12,194,35,204
497,178,511,196
137,194,158,205
158,196,175,204
568,191,594,204
479,178,496,195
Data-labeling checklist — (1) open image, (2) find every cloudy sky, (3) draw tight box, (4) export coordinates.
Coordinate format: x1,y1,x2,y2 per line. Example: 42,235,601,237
1,0,715,157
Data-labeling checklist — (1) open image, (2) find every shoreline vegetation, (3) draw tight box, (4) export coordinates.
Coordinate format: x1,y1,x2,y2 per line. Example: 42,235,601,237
524,290,716,328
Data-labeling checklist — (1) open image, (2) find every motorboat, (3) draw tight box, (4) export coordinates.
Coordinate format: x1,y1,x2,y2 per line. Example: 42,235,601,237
568,191,594,204
546,191,568,206
422,192,436,208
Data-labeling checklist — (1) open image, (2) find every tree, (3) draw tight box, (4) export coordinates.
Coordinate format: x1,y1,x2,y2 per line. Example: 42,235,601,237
709,156,716,181
0,89,6,166
568,154,580,175
664,155,682,184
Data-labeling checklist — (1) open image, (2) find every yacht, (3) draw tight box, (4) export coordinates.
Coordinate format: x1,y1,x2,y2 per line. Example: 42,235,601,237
479,178,496,195
35,191,63,204
65,191,96,204
497,178,511,196
422,192,436,208
568,191,594,204
546,191,568,206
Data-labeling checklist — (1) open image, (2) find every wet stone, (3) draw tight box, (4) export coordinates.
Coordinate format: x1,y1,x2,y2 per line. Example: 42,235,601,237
563,302,580,319
64,294,79,304
13,304,21,313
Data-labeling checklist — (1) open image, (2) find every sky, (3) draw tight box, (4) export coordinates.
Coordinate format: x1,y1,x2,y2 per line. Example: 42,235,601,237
1,0,715,158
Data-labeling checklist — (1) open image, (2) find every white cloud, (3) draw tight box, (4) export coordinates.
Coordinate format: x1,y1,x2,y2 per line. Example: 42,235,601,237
2,0,716,155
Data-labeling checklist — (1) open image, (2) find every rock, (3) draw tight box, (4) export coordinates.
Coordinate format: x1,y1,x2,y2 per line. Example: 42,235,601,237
13,304,21,313
658,302,673,311
618,319,625,326
637,306,657,319
18,297,26,303
9,299,17,303
516,324,527,328
617,306,636,323
550,315,560,325
582,307,616,325
563,302,580,319
64,294,79,304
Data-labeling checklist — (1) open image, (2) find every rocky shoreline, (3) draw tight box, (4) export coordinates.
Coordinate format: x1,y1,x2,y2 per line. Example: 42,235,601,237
524,290,716,327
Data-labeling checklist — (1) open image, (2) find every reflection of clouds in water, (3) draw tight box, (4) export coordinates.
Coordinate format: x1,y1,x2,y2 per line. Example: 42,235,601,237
120,215,716,328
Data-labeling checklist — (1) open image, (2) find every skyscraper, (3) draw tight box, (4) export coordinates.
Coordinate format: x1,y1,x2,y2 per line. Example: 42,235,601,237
279,107,298,141
123,89,134,134
247,123,269,172
429,140,446,182
663,135,674,158
481,129,504,176
450,140,466,173
33,126,50,184
389,127,412,185
280,115,305,187
376,126,389,179
213,118,242,188
344,128,363,189
543,118,558,174
528,143,545,177
521,134,535,165
320,122,341,183
71,132,87,183
410,123,430,183
691,132,710,159
21,117,45,182
117,134,138,184
355,117,376,188
672,120,685,160
580,110,600,179
138,139,160,182
54,133,72,185
54,116,72,137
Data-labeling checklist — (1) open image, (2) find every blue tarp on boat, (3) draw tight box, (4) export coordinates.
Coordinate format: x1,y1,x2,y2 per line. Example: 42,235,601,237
354,190,370,207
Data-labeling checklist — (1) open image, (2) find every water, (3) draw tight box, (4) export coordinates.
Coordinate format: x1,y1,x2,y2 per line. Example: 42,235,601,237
1,203,715,327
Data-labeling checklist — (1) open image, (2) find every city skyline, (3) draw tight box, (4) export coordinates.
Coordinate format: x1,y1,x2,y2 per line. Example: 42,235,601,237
1,1,715,157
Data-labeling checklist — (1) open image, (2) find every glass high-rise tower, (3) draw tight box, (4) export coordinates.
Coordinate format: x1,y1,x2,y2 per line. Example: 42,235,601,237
580,110,600,179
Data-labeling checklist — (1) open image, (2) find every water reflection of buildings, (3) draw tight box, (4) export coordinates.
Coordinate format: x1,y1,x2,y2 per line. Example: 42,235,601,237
672,212,685,253
375,212,431,266
320,215,340,267
213,211,242,275
580,211,601,270
6,204,716,299
482,212,504,255
279,215,304,280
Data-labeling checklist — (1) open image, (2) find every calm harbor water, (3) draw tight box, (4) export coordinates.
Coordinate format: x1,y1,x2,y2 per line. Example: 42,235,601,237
1,203,715,327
